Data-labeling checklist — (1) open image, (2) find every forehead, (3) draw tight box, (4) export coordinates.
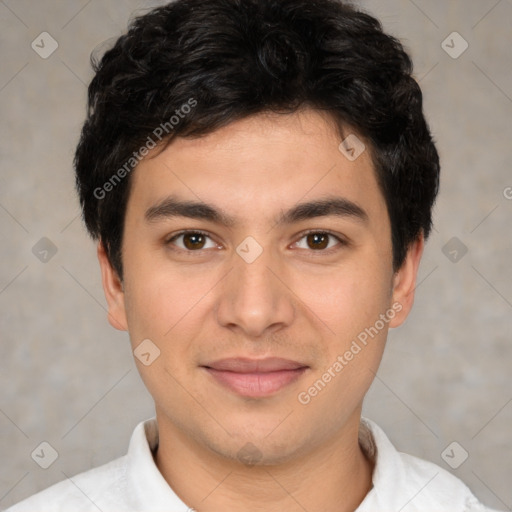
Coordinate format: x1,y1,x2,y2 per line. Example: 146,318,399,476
127,109,388,230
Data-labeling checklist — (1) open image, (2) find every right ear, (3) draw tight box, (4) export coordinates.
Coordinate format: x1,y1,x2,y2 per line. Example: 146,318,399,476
97,241,128,331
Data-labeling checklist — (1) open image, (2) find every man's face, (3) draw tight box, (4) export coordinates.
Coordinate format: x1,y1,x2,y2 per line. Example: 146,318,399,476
100,109,420,464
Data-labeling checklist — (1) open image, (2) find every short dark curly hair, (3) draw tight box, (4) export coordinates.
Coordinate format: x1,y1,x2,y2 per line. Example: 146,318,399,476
75,0,440,280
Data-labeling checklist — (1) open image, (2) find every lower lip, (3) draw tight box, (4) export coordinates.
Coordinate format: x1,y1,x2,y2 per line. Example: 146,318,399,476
203,367,307,398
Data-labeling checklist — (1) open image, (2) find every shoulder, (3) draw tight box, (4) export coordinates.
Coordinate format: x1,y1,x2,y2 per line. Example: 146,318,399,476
4,455,131,512
359,418,501,512
397,450,493,511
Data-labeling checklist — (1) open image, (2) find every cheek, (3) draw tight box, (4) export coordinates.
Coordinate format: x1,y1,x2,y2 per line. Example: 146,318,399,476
122,255,204,340
121,259,214,397
295,267,392,419
295,261,392,337
123,278,168,341
121,267,196,405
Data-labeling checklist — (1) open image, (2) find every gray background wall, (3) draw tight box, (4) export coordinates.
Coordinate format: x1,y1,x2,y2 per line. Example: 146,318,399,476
0,0,510,509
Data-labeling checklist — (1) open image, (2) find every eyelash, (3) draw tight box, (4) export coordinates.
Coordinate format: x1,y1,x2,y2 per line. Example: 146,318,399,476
165,229,348,257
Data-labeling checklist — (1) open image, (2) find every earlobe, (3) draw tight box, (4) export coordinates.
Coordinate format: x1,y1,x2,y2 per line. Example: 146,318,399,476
388,233,425,328
97,241,128,331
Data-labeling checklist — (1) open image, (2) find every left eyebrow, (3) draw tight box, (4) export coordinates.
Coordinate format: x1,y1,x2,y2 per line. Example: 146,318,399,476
144,194,369,227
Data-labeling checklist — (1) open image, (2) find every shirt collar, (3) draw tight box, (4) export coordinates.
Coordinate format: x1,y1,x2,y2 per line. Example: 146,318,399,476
356,416,408,510
125,417,190,511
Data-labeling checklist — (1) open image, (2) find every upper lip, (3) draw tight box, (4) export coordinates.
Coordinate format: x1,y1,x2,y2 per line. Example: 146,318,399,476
202,357,308,373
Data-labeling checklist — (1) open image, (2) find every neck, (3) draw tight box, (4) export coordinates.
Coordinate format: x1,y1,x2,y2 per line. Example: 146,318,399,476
154,412,374,512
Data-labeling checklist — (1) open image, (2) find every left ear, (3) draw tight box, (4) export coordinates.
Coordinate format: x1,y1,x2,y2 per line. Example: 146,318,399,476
388,232,425,328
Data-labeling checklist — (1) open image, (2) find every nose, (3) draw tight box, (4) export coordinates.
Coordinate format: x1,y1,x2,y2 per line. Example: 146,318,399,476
215,243,295,338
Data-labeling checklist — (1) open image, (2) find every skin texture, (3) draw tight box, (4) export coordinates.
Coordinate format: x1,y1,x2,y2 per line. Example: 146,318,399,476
98,109,424,512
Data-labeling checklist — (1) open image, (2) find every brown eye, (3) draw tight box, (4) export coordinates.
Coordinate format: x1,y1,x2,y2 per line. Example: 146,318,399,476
306,233,329,250
167,231,217,251
182,232,206,250
294,231,345,253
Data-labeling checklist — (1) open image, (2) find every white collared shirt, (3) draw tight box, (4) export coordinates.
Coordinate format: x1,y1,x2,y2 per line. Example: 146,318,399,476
4,417,501,512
